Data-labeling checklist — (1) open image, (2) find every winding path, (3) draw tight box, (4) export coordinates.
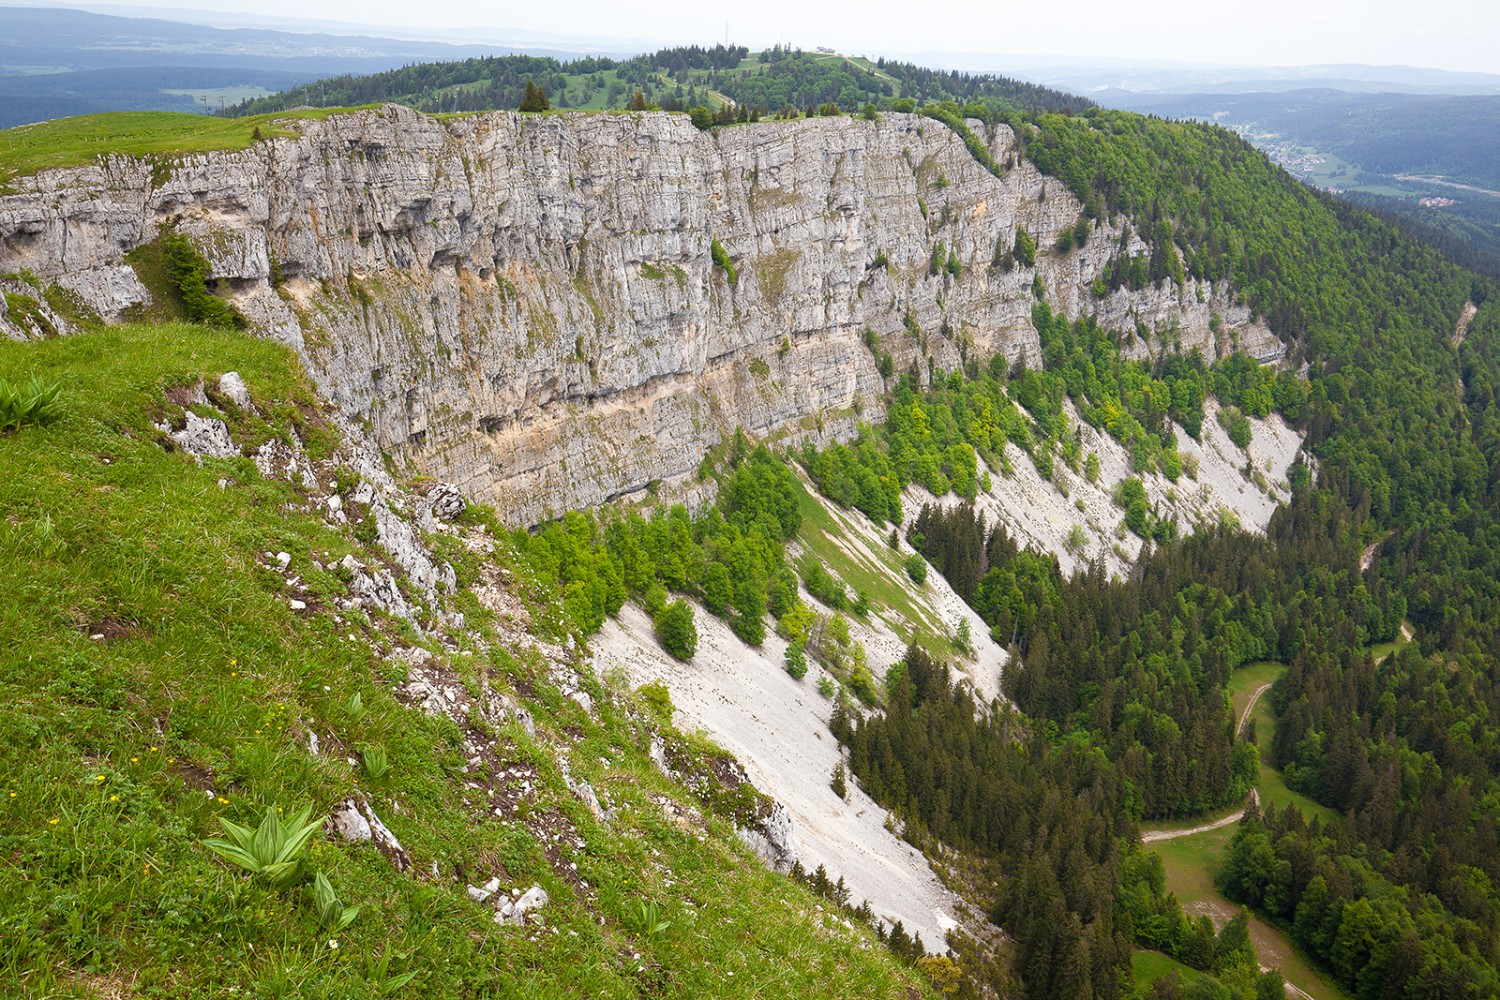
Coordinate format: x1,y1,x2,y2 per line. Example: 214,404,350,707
1238,682,1272,739
1142,682,1271,844
1140,668,1342,998
1141,789,1260,844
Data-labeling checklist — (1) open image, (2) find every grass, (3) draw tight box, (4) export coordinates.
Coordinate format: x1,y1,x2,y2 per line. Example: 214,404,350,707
0,107,381,180
1150,826,1344,1000
788,471,955,659
0,322,931,998
1131,949,1207,992
1229,659,1283,730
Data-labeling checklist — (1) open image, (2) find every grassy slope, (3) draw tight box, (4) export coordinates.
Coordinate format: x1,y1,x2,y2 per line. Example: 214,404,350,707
0,324,928,998
789,472,956,659
1131,949,1208,992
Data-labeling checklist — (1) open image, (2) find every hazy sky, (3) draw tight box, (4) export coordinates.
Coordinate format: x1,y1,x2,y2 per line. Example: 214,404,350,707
68,0,1500,76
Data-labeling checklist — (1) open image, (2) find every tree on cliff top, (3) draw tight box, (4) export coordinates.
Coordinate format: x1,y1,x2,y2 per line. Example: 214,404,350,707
519,80,550,112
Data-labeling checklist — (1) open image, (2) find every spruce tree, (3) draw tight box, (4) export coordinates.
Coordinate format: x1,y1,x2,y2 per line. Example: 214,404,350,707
519,80,550,113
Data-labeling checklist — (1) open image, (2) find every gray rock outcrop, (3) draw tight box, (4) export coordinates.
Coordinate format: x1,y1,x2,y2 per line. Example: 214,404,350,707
165,411,239,459
326,796,411,872
737,801,797,874
0,106,1285,525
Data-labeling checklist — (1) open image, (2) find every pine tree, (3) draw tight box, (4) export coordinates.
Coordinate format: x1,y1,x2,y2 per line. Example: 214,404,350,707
519,79,550,113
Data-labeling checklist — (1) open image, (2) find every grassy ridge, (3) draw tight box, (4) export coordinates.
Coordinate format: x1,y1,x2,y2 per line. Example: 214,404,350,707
0,323,928,998
0,108,374,180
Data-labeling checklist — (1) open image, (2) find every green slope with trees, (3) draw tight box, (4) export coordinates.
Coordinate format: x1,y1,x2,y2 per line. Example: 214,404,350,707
222,44,1091,119
796,103,1500,999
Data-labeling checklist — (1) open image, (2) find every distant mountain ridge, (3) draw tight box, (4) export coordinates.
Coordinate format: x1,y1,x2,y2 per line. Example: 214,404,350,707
223,44,1093,118
0,5,569,127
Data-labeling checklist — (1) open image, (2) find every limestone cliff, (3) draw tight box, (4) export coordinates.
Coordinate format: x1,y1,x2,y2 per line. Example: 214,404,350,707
0,106,1284,524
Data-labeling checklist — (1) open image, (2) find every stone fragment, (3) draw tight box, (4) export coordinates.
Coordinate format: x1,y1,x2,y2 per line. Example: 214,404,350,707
218,372,253,410
428,482,466,521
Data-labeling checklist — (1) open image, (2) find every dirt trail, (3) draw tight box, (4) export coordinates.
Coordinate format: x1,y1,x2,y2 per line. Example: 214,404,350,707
1144,682,1268,844
1453,300,1477,347
1141,789,1259,844
1141,667,1330,999
1238,683,1272,738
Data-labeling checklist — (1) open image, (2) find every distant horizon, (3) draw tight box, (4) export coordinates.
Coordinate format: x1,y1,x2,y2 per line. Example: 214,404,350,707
9,0,1500,78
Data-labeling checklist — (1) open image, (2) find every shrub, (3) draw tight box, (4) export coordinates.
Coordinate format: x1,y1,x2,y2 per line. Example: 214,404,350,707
1218,404,1253,449
802,561,847,610
653,599,697,661
690,105,713,130
160,231,241,329
785,641,808,679
637,681,674,722
1013,227,1037,268
778,600,818,644
710,237,736,284
904,554,927,585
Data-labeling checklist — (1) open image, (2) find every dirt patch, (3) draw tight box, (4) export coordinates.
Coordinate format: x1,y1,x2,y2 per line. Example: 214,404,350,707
173,759,218,793
77,616,139,643
1186,897,1237,929
71,970,138,1000
528,807,592,896
163,383,206,409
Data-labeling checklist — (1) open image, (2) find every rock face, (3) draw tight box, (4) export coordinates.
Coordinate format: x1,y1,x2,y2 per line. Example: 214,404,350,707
737,801,798,875
327,796,411,872
0,106,1284,525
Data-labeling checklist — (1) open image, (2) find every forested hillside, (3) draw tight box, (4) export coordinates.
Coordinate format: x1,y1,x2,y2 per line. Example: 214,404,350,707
794,107,1500,998
224,44,1092,118
1108,87,1500,269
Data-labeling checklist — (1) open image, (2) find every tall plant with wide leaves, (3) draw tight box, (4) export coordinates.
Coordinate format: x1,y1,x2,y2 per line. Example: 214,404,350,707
202,804,321,889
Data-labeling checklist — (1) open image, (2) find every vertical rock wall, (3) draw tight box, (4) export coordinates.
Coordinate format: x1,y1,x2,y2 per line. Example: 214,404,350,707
0,106,1284,524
